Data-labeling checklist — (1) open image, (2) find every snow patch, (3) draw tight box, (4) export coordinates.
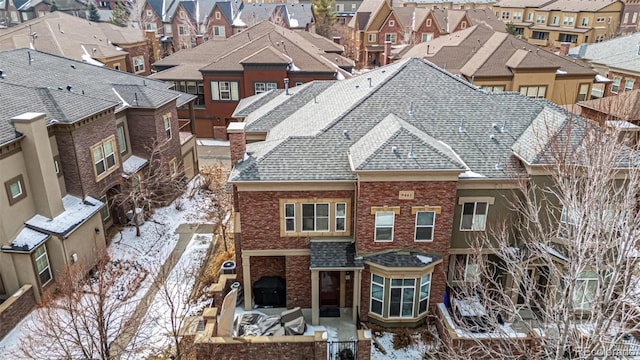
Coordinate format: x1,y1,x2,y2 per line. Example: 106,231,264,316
416,255,432,264
197,139,230,146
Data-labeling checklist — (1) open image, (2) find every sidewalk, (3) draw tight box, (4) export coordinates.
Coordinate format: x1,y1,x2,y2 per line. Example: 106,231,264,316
112,223,215,359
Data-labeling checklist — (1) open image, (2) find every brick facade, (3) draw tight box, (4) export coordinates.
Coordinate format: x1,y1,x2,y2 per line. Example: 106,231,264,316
286,255,311,308
126,102,182,168
206,4,233,40
250,256,285,287
0,285,36,340
605,70,640,97
196,338,322,359
123,42,151,76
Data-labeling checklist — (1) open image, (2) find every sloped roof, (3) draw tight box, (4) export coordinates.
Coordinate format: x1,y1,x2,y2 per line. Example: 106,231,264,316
0,12,145,63
237,3,313,29
151,21,350,79
0,49,195,146
402,25,595,77
577,90,640,121
392,7,429,31
465,8,506,32
348,0,386,29
568,32,640,74
492,0,556,8
294,30,344,53
539,0,620,12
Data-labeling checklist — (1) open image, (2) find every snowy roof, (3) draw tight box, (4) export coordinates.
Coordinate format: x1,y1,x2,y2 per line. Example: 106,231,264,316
25,195,104,237
122,155,149,175
4,227,50,252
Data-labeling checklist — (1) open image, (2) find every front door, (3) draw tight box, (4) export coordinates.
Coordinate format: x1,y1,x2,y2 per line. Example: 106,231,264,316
319,271,340,308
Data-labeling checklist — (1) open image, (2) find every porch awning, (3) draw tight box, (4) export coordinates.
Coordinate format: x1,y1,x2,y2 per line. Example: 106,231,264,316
364,250,442,269
310,240,363,269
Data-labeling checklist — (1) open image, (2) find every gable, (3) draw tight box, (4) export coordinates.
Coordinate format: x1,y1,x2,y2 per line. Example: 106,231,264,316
366,0,391,32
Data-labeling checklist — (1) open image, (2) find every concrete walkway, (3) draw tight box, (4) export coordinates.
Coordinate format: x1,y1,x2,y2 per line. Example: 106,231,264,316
113,223,214,359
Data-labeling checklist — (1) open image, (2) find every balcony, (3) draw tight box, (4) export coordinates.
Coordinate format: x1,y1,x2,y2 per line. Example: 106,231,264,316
529,38,549,46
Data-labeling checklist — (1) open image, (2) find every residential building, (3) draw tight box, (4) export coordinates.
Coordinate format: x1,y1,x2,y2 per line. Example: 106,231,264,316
234,3,316,33
620,0,640,34
0,0,86,26
399,0,495,10
0,48,198,338
150,21,353,139
226,57,607,343
349,0,504,68
0,12,153,75
300,0,363,25
568,32,640,97
399,24,598,104
492,0,624,49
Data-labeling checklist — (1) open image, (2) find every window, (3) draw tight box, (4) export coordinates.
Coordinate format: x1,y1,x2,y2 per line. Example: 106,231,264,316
335,4,344,12
91,137,117,178
581,17,588,26
577,83,590,101
562,16,574,25
527,12,533,21
133,56,144,73
520,85,547,98
211,81,239,101
302,203,329,232
415,211,435,241
389,19,395,27
215,10,221,19
460,202,488,231
421,33,434,42
418,274,431,314
179,10,185,19
552,16,559,25
116,125,127,154
284,203,295,232
596,17,605,23
100,195,110,220
33,245,52,286
132,175,141,192
501,12,510,20
367,33,376,43
513,12,522,20
146,9,152,17
482,85,505,93
450,254,480,282
633,12,638,24
145,23,157,31
5,174,26,205
99,1,110,8
173,80,205,106
625,79,634,91
370,274,384,316
461,21,467,29
574,271,597,310
384,33,397,43
163,113,172,139
213,25,225,37
595,34,605,42
426,18,432,27
254,82,278,95
375,211,394,241
165,24,172,34
531,31,549,40
608,16,612,24
389,278,415,318
558,33,578,43
352,4,356,10
536,15,546,24
611,77,621,93
113,63,121,71
169,158,177,177
179,26,188,35
336,203,346,232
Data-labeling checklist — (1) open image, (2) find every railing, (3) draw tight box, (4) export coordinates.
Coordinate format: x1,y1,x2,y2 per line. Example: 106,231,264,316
327,340,358,360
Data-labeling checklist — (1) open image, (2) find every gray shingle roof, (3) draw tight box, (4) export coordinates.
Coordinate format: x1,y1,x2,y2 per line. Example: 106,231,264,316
310,240,364,269
568,33,640,74
0,49,194,145
364,250,442,268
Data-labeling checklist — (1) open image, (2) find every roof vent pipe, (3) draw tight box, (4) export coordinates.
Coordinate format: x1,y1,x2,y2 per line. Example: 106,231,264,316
367,77,372,88
284,78,289,95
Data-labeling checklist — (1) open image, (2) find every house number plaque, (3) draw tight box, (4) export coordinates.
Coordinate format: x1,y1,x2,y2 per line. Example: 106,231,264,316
399,191,415,200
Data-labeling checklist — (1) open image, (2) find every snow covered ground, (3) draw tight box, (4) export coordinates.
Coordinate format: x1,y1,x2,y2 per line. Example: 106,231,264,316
0,190,209,357
371,331,431,359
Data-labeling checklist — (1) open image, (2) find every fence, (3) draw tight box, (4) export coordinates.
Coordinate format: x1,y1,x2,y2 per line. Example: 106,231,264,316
327,340,358,360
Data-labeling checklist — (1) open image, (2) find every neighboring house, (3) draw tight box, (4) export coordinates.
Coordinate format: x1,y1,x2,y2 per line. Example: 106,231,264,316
299,0,363,25
224,57,612,344
233,3,316,33
400,24,598,105
349,0,503,68
620,0,640,35
572,89,640,125
0,12,153,75
492,0,623,50
399,0,495,9
0,48,198,338
568,32,640,98
3,0,86,24
149,21,353,139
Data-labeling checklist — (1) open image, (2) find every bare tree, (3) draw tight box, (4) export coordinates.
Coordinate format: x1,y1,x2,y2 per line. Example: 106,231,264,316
16,252,147,360
113,139,185,236
435,116,640,359
195,163,233,252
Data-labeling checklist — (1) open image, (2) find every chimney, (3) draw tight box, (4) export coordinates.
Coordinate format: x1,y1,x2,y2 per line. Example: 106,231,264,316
196,35,204,46
332,36,341,45
11,113,64,219
227,122,247,165
383,40,392,66
559,42,570,57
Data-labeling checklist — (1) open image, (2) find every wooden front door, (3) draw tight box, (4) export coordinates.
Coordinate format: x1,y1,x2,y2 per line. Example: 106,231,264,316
319,271,340,308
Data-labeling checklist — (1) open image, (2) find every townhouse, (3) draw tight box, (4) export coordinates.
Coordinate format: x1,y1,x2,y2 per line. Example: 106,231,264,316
150,21,353,139
0,12,153,75
568,32,640,98
0,0,85,26
400,24,598,105
350,0,503,68
0,48,198,339
620,0,640,34
399,0,495,9
492,0,624,49
226,57,607,341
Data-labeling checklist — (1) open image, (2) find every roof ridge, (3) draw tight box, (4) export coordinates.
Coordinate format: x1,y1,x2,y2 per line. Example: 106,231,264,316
460,30,508,76
204,29,274,66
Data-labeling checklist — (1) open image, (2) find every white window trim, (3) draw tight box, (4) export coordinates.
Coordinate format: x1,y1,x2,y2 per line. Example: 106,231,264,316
91,136,118,179
302,203,330,232
388,278,416,318
611,77,621,94
9,179,23,199
460,202,488,231
254,82,278,95
370,274,384,316
414,211,435,242
418,274,431,315
34,245,52,287
211,81,239,101
574,272,598,310
133,56,145,73
374,211,395,242
284,203,296,232
116,125,127,154
100,194,110,220
163,113,172,139
335,202,346,232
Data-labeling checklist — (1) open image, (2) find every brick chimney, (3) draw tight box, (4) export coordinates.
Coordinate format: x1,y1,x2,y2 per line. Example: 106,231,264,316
383,40,392,66
559,42,570,57
227,122,246,165
196,35,204,46
332,36,341,45
11,113,64,219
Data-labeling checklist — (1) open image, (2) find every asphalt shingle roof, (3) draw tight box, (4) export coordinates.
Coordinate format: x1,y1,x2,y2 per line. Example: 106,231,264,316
364,250,442,268
310,241,363,269
0,49,194,145
230,58,606,183
568,32,640,74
